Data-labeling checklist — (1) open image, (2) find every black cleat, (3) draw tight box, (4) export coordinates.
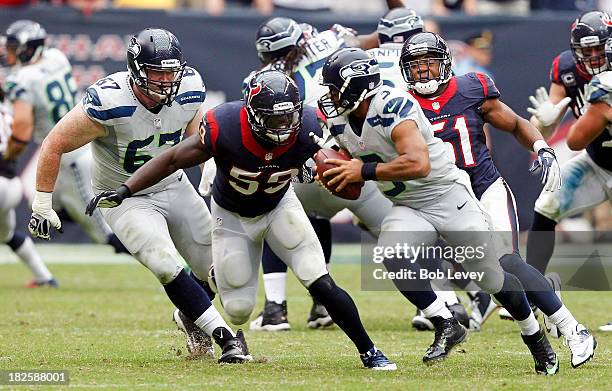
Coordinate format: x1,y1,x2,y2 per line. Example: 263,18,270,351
172,309,214,359
521,328,559,375
423,316,468,364
448,302,470,329
249,300,291,331
307,298,334,329
212,328,252,364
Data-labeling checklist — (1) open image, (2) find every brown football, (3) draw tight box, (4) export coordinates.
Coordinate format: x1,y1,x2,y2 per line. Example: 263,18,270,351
314,148,364,200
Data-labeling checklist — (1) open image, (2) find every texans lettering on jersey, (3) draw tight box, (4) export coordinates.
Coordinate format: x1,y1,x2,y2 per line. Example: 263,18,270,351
200,101,322,217
550,50,592,118
410,72,501,199
585,71,612,170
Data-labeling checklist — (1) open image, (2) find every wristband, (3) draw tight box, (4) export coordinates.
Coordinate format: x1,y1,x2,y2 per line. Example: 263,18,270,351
533,140,550,153
117,184,132,199
361,162,378,181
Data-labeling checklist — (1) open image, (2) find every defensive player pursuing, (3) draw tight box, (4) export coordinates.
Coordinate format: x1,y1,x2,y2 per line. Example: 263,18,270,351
0,82,56,287
28,28,250,363
86,69,397,370
319,47,561,373
564,38,612,332
2,20,127,254
398,32,596,368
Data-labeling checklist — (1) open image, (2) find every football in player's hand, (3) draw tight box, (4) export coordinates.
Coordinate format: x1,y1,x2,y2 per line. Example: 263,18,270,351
314,148,364,200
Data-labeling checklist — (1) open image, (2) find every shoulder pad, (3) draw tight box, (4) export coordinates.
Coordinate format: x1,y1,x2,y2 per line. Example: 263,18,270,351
587,71,612,104
82,72,136,126
366,86,416,129
458,72,500,100
174,67,206,110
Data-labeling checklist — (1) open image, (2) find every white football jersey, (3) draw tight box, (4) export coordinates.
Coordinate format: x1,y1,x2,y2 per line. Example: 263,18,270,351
4,48,77,143
328,85,461,207
0,100,12,155
366,43,407,91
82,67,205,194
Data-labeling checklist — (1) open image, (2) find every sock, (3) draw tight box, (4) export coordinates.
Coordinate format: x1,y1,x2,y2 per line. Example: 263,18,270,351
9,232,52,282
422,297,453,319
194,305,234,337
163,269,212,322
189,271,216,301
499,253,562,315
310,216,332,264
516,312,541,336
526,212,557,274
383,257,437,309
433,289,459,306
547,305,579,337
262,241,288,274
263,272,287,304
492,272,532,322
308,274,374,354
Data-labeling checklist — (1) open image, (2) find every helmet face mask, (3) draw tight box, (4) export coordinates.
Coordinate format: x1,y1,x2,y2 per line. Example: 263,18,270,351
400,32,452,96
319,48,382,118
127,29,186,106
3,20,46,66
570,11,612,76
245,70,303,146
606,38,612,70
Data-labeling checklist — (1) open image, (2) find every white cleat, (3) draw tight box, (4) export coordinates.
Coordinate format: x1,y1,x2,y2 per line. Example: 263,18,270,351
412,309,434,331
468,291,498,331
564,324,597,368
543,272,562,338
599,322,612,332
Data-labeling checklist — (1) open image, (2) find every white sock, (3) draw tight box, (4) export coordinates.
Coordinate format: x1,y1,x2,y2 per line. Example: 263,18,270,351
434,289,459,306
422,297,453,319
194,306,234,337
516,312,540,336
547,305,579,337
16,237,52,282
263,272,287,304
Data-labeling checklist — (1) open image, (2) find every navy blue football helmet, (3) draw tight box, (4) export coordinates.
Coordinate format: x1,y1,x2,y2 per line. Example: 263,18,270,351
570,11,612,75
319,48,382,118
255,17,303,64
244,70,302,145
377,8,424,45
3,20,46,66
400,32,452,96
606,38,612,69
127,28,186,106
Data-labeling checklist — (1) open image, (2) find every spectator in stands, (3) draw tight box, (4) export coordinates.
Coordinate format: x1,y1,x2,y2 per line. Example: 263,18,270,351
176,0,273,15
477,0,530,15
452,29,495,78
114,0,175,9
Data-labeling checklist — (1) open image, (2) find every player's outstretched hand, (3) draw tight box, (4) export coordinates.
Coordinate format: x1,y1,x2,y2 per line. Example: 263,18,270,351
530,147,562,192
527,87,571,127
29,191,63,240
86,185,132,216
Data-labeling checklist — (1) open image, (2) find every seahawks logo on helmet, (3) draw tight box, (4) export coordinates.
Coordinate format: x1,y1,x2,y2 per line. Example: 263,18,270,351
339,58,379,80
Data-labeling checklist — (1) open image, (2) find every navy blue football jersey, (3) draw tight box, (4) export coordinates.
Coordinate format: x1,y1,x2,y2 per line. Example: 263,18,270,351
550,50,592,118
410,72,501,199
201,101,322,217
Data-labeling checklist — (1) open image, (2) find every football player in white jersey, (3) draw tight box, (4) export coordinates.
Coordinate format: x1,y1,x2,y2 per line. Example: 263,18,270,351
2,20,127,254
28,28,250,363
567,39,612,333
0,81,56,287
318,48,562,373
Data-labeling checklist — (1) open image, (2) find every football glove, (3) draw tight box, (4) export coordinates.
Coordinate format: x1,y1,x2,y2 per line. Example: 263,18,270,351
527,87,571,127
85,184,132,216
530,145,562,192
29,191,63,240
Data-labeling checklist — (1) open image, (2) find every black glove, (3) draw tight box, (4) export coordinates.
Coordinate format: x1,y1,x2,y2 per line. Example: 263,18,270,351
85,185,132,216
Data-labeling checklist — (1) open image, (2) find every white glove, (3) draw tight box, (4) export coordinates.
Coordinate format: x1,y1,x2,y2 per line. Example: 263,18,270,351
198,160,217,196
29,191,62,240
530,140,562,192
527,87,571,127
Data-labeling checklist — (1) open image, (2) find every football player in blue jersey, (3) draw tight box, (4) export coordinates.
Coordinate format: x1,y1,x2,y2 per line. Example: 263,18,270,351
30,28,251,363
526,11,611,293
87,69,397,370
400,32,596,368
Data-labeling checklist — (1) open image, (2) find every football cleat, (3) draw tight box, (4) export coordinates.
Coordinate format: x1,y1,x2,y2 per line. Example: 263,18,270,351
564,324,597,368
212,328,253,364
307,299,334,329
468,291,498,331
26,278,59,288
172,309,214,359
422,316,468,364
448,302,470,329
360,347,397,370
543,272,562,338
599,322,612,332
412,309,434,331
521,328,559,375
249,300,291,331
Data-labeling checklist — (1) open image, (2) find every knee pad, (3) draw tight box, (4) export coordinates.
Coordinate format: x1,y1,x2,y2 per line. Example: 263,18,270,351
137,247,182,284
293,248,327,287
534,192,561,222
223,297,255,325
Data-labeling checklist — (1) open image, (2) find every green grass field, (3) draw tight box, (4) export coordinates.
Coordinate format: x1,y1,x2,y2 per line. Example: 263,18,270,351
0,244,611,390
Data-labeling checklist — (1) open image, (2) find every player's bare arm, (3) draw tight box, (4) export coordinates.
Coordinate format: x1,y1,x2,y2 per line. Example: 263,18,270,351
324,119,430,191
567,101,611,151
5,99,33,161
37,102,106,192
482,97,545,150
